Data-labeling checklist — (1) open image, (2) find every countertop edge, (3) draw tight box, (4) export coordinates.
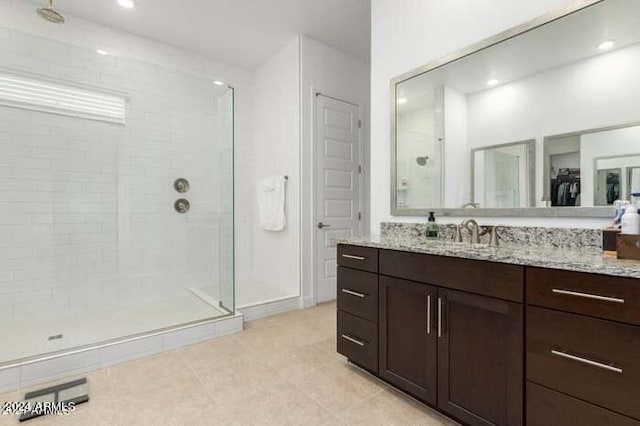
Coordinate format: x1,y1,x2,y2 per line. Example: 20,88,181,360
337,238,640,280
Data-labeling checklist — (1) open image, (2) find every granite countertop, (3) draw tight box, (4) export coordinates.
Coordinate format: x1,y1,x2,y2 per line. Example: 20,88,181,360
340,235,640,279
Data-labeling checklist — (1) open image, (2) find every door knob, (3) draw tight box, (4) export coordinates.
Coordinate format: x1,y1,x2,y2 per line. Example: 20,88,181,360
317,222,331,229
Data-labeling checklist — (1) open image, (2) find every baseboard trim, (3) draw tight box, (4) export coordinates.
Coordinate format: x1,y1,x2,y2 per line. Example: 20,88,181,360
238,296,308,321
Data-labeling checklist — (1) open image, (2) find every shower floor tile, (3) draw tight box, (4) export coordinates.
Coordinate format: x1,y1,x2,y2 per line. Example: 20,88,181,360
0,302,456,425
0,290,226,365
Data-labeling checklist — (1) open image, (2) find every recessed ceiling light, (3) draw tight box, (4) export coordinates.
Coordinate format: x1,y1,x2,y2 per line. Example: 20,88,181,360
96,49,109,56
117,0,135,9
397,97,407,105
213,80,225,86
487,79,499,87
597,40,615,50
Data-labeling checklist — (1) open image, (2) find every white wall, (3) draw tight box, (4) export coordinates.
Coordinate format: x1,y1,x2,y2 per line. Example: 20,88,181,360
300,35,370,306
443,86,468,208
370,0,611,231
238,38,301,307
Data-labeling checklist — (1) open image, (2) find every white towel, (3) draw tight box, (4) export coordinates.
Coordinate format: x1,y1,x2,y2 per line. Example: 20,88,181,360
257,176,287,231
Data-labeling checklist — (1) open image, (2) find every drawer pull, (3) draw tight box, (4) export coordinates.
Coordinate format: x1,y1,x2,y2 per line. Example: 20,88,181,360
342,254,365,261
426,294,431,335
341,334,366,347
552,288,625,304
551,349,623,374
437,297,443,338
341,289,366,298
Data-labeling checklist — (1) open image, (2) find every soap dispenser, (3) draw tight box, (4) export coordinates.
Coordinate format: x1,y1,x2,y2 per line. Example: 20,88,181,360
425,212,438,238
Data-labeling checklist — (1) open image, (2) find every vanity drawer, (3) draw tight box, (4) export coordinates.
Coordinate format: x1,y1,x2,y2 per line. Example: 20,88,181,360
527,267,640,325
527,382,640,426
379,249,524,302
337,244,379,273
337,267,378,323
337,311,378,373
527,306,640,420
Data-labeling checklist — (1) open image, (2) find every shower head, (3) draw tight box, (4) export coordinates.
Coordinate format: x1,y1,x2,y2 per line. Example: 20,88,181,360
37,0,65,24
416,156,429,166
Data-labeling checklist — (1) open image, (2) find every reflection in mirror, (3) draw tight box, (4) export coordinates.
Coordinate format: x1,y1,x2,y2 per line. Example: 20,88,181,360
630,167,640,195
544,124,640,207
473,141,535,208
395,84,443,209
595,167,621,206
391,0,640,216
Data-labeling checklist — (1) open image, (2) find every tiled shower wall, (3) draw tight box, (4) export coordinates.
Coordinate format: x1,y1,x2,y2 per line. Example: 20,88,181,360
0,28,232,320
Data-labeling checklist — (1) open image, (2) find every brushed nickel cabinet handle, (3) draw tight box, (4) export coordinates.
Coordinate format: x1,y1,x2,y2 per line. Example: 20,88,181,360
426,294,431,335
437,297,443,338
552,288,625,304
341,289,366,298
341,334,365,347
342,254,365,261
551,350,623,374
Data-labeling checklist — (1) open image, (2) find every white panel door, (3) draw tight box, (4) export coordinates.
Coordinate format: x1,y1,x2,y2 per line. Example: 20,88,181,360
315,94,362,303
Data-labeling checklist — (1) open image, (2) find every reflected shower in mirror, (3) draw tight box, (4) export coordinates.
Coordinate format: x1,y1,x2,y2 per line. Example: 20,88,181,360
395,85,443,209
472,141,535,208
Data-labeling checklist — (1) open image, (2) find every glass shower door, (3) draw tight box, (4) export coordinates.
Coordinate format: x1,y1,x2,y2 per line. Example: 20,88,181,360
0,27,234,366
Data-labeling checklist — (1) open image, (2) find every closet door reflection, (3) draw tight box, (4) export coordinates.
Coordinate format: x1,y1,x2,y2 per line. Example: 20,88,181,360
596,169,621,206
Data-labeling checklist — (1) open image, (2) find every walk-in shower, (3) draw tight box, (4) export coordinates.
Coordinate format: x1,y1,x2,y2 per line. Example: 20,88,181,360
0,27,234,366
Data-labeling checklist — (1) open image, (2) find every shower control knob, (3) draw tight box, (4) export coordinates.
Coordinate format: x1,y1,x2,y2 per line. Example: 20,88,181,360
174,199,190,214
174,178,190,193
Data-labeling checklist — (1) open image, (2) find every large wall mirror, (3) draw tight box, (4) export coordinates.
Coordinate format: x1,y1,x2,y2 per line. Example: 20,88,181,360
391,0,640,217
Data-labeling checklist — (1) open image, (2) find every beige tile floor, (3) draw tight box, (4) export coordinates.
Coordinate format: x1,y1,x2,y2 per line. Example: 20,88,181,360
0,302,456,426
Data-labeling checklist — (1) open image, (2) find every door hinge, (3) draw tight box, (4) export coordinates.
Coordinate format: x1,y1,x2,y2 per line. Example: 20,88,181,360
358,119,362,128
358,212,362,221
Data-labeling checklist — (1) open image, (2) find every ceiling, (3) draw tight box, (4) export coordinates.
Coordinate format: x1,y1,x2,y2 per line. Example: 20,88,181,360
42,0,370,69
396,0,640,111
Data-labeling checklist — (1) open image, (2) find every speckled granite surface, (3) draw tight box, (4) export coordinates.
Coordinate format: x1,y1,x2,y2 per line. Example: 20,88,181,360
380,222,603,250
340,234,640,279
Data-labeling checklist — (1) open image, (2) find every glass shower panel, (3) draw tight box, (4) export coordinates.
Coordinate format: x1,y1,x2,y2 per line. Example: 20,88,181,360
217,88,235,313
0,28,234,365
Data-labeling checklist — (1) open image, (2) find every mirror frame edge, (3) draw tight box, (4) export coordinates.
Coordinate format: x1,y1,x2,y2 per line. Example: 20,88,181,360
389,0,609,218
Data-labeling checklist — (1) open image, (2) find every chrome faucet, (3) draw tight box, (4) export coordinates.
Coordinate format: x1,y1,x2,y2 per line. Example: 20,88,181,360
486,225,504,247
461,219,481,244
462,202,480,208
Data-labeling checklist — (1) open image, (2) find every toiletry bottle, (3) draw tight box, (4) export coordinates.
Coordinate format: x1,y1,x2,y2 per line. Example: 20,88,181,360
425,212,438,238
621,204,640,234
612,200,623,228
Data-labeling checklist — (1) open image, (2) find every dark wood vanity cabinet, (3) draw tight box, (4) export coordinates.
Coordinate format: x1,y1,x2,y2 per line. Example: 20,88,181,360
336,245,379,374
338,245,524,426
337,244,640,425
379,276,437,404
526,269,640,425
438,288,523,426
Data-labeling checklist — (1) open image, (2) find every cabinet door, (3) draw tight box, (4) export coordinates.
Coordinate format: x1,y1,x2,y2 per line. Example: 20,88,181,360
437,288,523,426
379,276,437,404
